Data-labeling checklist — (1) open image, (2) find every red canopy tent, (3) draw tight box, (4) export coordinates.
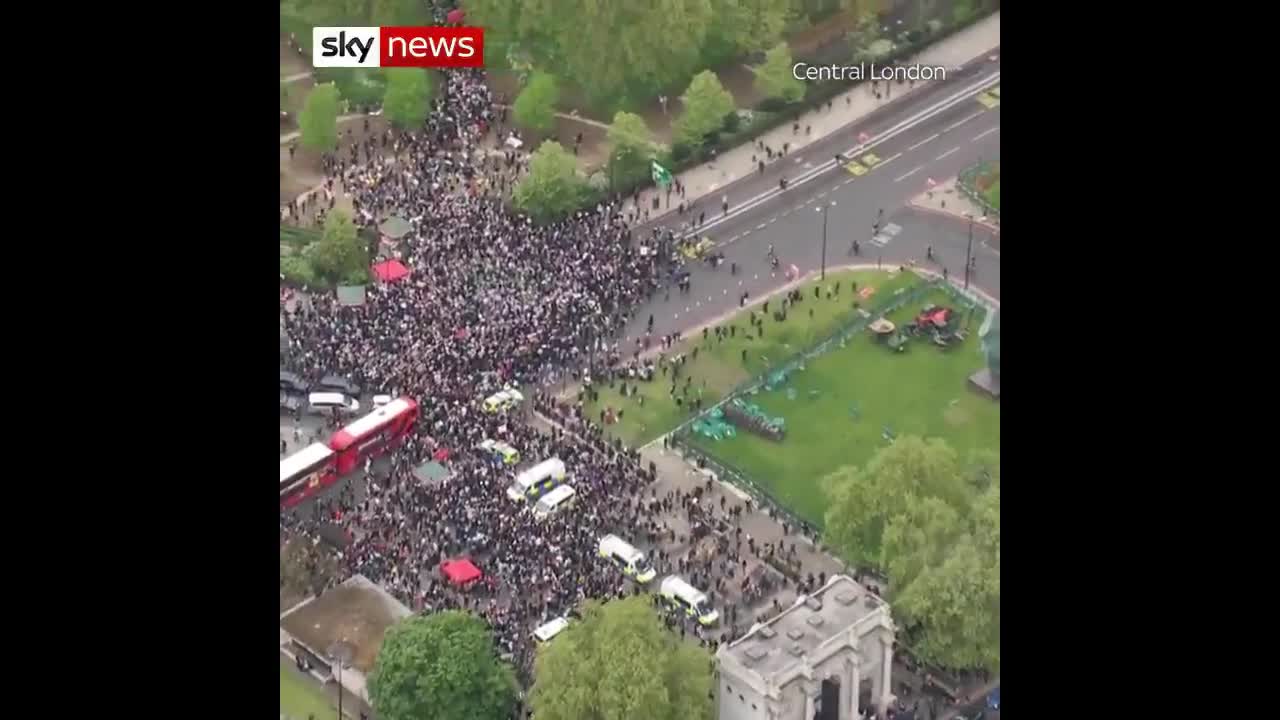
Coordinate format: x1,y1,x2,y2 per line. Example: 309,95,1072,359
433,447,451,462
372,259,411,283
441,558,482,587
446,8,466,24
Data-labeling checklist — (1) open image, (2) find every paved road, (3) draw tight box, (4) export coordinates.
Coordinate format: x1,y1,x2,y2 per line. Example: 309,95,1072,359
635,52,1000,235
624,100,1001,344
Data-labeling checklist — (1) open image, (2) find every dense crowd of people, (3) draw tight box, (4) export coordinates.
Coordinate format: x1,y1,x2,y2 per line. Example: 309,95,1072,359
278,8,749,690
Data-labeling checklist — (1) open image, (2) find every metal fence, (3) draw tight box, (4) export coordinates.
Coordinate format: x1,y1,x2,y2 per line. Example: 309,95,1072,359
957,162,1000,219
669,273,988,529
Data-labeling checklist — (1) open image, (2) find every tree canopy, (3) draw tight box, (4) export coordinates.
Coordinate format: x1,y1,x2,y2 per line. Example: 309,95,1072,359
513,141,586,222
513,71,560,133
306,210,368,285
823,436,1000,671
465,0,716,111
674,70,736,148
754,42,805,103
368,612,517,720
299,82,341,152
382,68,436,129
529,596,714,720
606,111,655,188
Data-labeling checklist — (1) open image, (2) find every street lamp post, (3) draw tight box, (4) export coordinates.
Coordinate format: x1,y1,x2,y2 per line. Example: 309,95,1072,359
816,200,836,280
964,213,986,290
329,641,354,720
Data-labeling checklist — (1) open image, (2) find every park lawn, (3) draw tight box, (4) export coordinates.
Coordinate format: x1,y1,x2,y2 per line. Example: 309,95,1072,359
281,658,338,720
689,287,1000,527
582,269,918,447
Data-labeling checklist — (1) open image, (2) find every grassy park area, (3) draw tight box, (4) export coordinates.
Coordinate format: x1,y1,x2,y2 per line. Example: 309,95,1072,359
281,658,338,720
978,163,1000,212
582,269,918,447
687,284,1000,526
582,269,1000,528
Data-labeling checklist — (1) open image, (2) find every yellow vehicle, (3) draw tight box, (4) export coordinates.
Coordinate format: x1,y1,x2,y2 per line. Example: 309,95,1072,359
659,576,719,625
679,236,715,260
505,458,567,502
483,388,524,413
477,439,521,465
598,534,658,584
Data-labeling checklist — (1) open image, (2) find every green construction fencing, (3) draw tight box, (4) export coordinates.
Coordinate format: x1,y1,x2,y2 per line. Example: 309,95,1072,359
957,161,1000,219
668,272,990,531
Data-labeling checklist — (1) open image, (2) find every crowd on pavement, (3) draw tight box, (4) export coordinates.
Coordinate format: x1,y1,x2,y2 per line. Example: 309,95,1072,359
278,2,805,694
279,6,1001,716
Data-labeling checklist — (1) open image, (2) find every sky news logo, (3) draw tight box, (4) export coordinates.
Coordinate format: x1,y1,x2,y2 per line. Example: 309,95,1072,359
313,27,484,68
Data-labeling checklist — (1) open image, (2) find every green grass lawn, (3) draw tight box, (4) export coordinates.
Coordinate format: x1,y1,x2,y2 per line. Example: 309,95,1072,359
688,286,1000,526
582,269,918,447
281,658,338,720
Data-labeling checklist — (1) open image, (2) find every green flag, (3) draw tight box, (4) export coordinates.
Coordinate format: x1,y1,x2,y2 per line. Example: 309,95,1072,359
651,160,673,188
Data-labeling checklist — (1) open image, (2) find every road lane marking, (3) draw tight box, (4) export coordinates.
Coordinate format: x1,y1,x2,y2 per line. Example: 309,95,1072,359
894,166,923,182
972,127,999,142
844,179,855,185
877,152,902,168
817,192,827,199
907,133,939,151
767,218,777,224
781,210,791,217
944,112,984,132
688,72,999,240
757,223,767,230
935,147,960,160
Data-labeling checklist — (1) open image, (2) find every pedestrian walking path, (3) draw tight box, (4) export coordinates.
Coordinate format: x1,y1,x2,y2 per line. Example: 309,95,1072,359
281,113,368,145
620,12,1000,224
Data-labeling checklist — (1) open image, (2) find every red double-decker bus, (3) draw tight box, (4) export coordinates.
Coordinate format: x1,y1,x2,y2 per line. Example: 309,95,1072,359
280,442,339,508
329,397,420,474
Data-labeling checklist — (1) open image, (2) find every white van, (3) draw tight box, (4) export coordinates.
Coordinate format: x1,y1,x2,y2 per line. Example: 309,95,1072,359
308,392,361,416
597,535,657,584
659,576,719,626
505,457,567,502
532,616,570,643
532,484,577,519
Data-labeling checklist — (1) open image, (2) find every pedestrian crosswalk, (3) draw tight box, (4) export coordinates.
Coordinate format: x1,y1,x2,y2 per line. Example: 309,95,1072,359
870,222,902,247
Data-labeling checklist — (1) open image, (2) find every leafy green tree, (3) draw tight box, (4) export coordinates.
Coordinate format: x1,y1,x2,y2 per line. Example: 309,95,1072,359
307,210,368,285
299,83,341,153
529,596,713,720
893,534,999,671
825,438,1000,671
823,436,972,571
382,68,435,129
848,12,884,62
754,42,804,103
368,612,517,720
606,111,655,188
373,0,429,26
464,0,714,111
513,72,559,132
674,70,736,148
703,0,789,64
513,141,585,221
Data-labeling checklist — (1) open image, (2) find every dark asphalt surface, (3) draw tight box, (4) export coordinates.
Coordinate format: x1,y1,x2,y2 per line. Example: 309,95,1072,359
624,101,1001,344
636,52,1000,237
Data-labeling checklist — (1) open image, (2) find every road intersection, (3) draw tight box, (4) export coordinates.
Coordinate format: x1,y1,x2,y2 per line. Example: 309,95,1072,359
623,92,1001,344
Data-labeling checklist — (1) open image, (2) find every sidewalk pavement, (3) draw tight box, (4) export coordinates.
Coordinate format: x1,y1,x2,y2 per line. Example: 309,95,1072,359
909,178,1002,233
619,12,1000,225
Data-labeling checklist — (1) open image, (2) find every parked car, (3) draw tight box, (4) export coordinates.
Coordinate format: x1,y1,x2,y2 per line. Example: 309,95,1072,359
315,375,361,398
280,370,309,395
